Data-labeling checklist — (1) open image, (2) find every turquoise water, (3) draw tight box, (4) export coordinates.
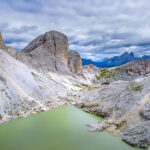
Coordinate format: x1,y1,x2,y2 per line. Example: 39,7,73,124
0,105,144,150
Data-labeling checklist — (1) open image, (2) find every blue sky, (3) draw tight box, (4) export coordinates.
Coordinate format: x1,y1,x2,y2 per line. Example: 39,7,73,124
0,0,150,61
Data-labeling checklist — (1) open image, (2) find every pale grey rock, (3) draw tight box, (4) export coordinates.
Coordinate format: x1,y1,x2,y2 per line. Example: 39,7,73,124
78,76,150,148
86,120,109,132
68,50,82,74
122,121,150,148
21,30,69,74
82,64,100,83
114,59,150,81
140,103,150,120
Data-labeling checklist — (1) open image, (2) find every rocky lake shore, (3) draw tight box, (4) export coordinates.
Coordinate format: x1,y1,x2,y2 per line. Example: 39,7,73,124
0,31,150,149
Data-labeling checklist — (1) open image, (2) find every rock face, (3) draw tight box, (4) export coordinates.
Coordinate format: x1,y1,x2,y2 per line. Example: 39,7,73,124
68,50,82,74
116,59,150,80
77,76,150,148
21,31,69,73
94,59,150,82
82,64,100,83
0,32,5,49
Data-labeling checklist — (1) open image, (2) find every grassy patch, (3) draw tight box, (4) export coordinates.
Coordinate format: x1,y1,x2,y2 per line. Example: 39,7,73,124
74,83,100,90
95,74,101,80
116,120,127,130
96,69,116,80
85,103,99,108
0,114,2,120
126,82,143,92
28,53,33,57
132,85,143,91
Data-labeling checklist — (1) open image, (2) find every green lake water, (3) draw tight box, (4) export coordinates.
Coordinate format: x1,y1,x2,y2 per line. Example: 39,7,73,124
0,105,144,150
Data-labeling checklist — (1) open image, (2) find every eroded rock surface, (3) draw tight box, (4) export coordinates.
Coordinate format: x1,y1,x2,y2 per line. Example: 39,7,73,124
20,31,69,73
77,76,150,148
68,50,82,74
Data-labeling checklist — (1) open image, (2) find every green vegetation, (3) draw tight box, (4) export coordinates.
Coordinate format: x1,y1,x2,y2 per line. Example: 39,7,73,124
31,72,36,77
74,83,100,90
132,85,143,92
126,82,143,92
95,69,116,80
28,53,33,57
116,120,127,130
85,103,99,108
0,114,2,120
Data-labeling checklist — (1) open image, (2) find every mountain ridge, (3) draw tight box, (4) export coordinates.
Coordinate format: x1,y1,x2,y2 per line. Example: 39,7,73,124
82,52,150,68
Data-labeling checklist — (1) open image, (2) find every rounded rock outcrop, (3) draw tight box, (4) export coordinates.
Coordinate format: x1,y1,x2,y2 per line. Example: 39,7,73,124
21,30,69,73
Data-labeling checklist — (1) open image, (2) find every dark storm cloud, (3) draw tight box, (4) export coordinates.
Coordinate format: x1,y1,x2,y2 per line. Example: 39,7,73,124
0,0,150,60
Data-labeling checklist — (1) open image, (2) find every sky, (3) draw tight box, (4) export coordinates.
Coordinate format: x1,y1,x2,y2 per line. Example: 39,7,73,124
0,0,150,61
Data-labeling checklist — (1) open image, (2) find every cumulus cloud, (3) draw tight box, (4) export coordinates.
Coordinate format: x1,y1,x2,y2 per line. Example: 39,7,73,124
0,0,150,60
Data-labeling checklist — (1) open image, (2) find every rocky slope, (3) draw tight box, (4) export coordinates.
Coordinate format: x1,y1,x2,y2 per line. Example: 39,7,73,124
76,73,150,148
0,31,150,149
0,31,98,123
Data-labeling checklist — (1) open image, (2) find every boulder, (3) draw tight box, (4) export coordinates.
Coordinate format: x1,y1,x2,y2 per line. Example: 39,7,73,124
86,120,109,132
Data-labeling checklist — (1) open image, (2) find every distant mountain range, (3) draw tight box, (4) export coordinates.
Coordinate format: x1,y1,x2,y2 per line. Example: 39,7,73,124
82,52,150,68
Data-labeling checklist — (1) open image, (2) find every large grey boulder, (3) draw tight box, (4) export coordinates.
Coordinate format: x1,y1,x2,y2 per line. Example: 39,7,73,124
21,30,70,73
68,50,82,74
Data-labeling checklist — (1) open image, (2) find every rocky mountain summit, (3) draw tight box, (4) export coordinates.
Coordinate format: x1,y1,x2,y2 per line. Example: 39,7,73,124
83,51,150,68
0,31,150,149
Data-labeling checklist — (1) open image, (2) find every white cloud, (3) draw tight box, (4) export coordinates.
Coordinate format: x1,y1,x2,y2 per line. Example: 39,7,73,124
0,0,150,60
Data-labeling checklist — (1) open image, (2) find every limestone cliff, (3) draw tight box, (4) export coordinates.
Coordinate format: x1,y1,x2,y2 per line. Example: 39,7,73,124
68,50,82,74
20,31,69,73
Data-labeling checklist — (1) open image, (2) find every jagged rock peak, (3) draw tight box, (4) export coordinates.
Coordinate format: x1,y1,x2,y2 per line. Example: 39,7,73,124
68,50,82,74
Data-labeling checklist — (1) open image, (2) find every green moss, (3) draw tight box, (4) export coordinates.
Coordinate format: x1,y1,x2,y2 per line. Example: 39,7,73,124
95,74,101,80
126,82,143,92
132,85,143,91
96,69,116,80
85,104,99,108
116,120,127,130
74,83,100,90
28,53,33,57
31,72,38,78
80,84,89,88
74,84,83,88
